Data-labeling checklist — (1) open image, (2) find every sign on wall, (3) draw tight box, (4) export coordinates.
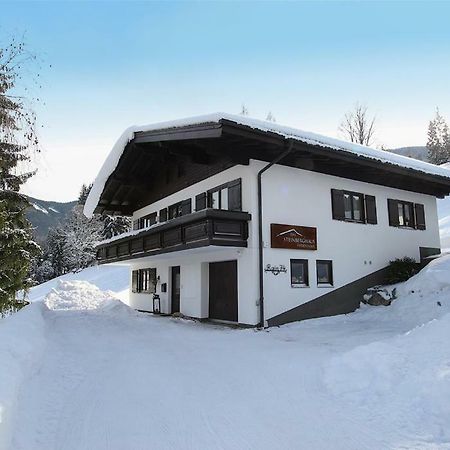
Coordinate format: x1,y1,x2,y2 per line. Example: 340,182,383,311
270,224,317,250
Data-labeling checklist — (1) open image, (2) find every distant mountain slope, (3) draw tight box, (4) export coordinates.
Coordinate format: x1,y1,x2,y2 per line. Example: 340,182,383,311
26,196,77,243
389,146,428,162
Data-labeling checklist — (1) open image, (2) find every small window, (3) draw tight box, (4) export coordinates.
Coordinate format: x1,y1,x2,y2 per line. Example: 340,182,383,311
208,179,242,211
290,259,309,287
139,212,157,229
316,260,333,286
132,268,157,293
168,202,183,219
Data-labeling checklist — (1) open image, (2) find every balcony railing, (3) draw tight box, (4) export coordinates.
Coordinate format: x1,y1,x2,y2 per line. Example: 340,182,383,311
96,209,251,264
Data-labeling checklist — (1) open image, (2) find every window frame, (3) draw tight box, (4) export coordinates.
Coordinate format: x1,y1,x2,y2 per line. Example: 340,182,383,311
316,260,333,287
290,259,309,288
342,190,365,223
397,201,415,228
207,178,242,212
132,268,157,294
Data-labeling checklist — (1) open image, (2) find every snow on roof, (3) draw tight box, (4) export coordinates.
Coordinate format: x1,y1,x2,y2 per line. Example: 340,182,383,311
84,112,450,217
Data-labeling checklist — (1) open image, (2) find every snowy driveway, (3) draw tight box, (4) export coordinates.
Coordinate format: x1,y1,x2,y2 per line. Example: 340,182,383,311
3,272,450,450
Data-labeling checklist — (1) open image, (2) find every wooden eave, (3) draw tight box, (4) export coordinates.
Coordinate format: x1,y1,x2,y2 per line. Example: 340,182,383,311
93,120,450,216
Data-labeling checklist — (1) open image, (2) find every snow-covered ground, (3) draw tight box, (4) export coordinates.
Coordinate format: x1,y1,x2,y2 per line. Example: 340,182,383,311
2,257,450,449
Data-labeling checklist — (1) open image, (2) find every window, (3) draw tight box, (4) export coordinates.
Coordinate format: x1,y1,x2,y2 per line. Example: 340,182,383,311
290,259,309,287
132,268,157,293
388,199,426,230
207,179,242,211
316,260,333,286
343,192,364,221
331,189,377,224
168,199,192,219
168,202,183,219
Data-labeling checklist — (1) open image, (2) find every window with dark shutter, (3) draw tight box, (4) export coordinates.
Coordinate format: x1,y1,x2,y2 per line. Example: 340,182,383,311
388,199,422,229
181,199,192,216
415,203,426,230
365,195,377,224
388,199,399,226
195,192,207,211
332,189,375,225
331,189,345,220
159,208,168,223
228,179,242,211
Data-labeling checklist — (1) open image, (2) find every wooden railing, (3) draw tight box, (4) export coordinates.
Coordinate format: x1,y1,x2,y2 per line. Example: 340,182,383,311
96,209,251,263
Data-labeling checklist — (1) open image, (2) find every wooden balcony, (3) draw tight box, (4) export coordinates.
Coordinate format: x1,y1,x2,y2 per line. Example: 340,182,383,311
96,209,251,264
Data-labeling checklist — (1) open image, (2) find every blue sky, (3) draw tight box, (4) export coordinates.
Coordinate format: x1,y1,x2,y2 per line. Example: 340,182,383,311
2,1,450,201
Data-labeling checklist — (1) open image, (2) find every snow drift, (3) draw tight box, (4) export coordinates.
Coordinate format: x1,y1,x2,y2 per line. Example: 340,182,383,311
325,255,450,445
26,264,129,304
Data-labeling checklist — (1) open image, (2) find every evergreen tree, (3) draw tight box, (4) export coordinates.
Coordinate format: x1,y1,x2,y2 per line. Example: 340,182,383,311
102,215,131,239
0,39,40,313
78,183,93,205
427,109,450,165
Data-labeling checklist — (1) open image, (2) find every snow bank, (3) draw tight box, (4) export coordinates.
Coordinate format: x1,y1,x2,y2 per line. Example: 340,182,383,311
325,315,450,443
0,303,48,449
84,112,450,217
325,255,450,444
26,264,129,304
45,280,123,311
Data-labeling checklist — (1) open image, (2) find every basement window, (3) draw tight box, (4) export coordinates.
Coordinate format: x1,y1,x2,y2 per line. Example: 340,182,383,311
316,260,333,286
290,259,309,287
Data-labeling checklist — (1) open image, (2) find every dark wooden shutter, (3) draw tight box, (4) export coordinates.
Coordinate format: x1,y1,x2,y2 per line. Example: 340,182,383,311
195,192,207,211
132,270,138,293
228,179,242,211
387,199,399,226
181,199,192,216
415,203,426,230
159,208,168,222
365,195,377,224
331,189,345,220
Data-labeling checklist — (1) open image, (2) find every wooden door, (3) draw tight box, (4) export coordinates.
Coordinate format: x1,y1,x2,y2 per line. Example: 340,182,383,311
209,260,238,322
171,266,180,314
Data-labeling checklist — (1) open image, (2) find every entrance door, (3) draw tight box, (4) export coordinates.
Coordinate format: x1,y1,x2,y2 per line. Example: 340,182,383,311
171,266,180,314
209,260,238,322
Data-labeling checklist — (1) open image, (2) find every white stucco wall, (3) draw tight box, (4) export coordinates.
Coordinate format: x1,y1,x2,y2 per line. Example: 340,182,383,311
125,158,441,326
247,160,441,320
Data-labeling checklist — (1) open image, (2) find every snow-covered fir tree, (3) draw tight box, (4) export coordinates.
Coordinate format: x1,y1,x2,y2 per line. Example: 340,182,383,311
0,39,40,313
427,109,450,165
102,215,131,239
60,205,103,273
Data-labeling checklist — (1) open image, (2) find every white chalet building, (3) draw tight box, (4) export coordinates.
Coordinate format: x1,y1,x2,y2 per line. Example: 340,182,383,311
84,113,450,327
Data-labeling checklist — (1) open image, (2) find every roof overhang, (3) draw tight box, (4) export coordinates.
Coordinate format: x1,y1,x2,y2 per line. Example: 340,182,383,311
84,113,450,217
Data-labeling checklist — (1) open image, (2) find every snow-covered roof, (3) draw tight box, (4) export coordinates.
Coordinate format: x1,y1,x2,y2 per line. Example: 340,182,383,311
84,112,450,218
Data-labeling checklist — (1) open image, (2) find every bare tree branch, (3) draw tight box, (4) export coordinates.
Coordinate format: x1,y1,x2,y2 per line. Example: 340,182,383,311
339,103,376,147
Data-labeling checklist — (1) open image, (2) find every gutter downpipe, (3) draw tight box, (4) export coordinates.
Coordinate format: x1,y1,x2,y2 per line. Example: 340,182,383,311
257,139,295,328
